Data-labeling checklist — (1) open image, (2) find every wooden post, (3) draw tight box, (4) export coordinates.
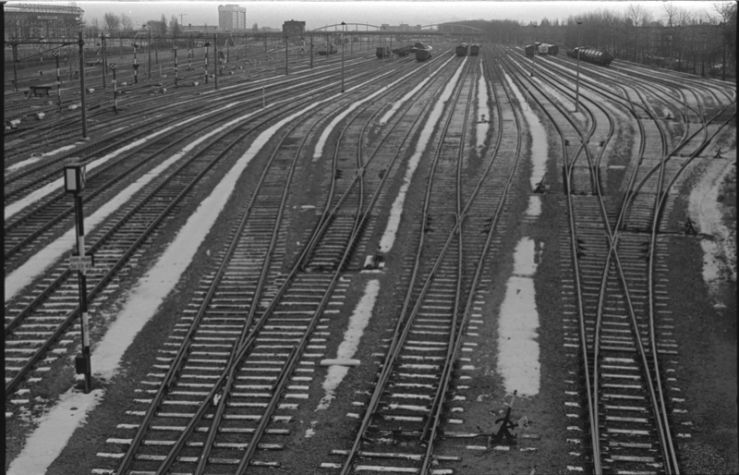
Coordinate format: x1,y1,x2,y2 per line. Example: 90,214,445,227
78,32,88,138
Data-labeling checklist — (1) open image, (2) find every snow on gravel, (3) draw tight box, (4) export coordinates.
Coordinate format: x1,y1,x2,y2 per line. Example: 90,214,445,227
314,279,380,413
476,59,491,150
6,92,331,475
5,105,266,302
495,70,550,397
4,102,240,221
688,159,736,305
7,143,82,173
379,57,468,253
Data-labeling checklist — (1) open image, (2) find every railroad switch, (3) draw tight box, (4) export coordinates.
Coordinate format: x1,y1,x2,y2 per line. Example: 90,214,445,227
684,218,698,235
489,406,518,445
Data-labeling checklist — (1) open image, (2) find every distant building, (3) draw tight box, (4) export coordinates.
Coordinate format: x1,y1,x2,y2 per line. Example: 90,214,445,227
182,24,219,35
218,4,246,31
282,19,305,37
4,3,84,40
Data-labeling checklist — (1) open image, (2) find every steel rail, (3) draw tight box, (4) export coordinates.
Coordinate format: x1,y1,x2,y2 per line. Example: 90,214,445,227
154,107,324,475
3,66,361,207
114,99,329,474
508,47,734,475
339,57,474,475
4,87,322,340
5,101,297,396
420,53,477,445
340,56,526,473
501,51,603,473
508,52,681,474
119,59,446,474
198,70,443,473
419,51,526,473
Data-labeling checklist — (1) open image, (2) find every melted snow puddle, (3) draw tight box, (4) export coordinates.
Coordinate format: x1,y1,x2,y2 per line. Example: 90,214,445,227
495,72,550,397
688,160,736,306
503,70,549,189
496,237,544,396
306,279,380,438
476,59,491,150
6,95,329,475
379,58,468,253
7,143,81,173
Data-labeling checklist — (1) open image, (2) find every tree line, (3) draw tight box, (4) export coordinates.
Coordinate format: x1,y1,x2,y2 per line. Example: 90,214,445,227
87,12,183,37
454,2,736,77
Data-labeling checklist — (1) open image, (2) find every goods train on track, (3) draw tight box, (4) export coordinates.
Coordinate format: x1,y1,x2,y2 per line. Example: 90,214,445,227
456,43,480,57
376,46,392,58
412,42,432,61
525,42,558,57
567,46,614,66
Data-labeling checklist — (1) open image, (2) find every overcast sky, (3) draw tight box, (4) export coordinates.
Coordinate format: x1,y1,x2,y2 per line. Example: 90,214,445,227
15,1,728,29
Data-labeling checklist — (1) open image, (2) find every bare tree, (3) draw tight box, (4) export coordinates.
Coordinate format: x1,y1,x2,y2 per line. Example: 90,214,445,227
104,12,121,32
120,13,134,31
663,2,679,27
627,3,652,26
170,16,181,36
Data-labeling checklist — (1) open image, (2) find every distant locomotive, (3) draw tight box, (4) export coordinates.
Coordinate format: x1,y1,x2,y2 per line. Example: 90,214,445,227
318,45,337,56
392,45,413,57
412,42,432,61
537,43,558,55
567,47,614,66
470,44,480,56
376,46,392,59
525,42,558,57
456,43,469,57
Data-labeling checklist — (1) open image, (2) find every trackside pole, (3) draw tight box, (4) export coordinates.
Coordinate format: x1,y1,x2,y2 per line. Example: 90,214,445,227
173,46,178,86
78,32,88,138
214,34,219,89
55,51,62,111
111,64,119,112
64,163,93,393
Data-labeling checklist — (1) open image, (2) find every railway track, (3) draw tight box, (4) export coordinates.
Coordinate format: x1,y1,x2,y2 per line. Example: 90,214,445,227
321,50,533,474
503,44,735,474
3,41,734,475
3,61,398,272
88,50,462,473
3,42,367,152
5,55,451,408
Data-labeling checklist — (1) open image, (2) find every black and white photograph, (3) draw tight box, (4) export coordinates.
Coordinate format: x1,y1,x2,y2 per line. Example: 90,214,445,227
4,1,736,473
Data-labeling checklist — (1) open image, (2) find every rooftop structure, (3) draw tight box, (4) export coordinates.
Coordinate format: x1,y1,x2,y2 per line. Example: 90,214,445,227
4,3,84,40
218,4,246,31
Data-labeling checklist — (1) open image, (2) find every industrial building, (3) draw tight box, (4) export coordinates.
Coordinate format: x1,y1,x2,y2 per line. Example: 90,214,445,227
282,20,306,37
4,3,84,40
218,4,246,31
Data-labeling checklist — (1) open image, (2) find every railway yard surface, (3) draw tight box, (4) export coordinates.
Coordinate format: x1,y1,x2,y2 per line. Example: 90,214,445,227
4,39,737,474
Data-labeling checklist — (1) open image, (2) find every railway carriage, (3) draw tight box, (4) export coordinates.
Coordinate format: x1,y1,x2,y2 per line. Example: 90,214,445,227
376,46,392,58
537,43,558,55
318,45,337,55
412,42,432,61
393,45,413,57
567,47,614,66
524,44,536,58
470,44,480,56
456,43,469,57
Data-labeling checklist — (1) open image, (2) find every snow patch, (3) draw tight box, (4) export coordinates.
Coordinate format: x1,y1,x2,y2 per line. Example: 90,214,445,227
316,279,379,411
379,58,468,253
496,238,542,397
688,160,736,304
